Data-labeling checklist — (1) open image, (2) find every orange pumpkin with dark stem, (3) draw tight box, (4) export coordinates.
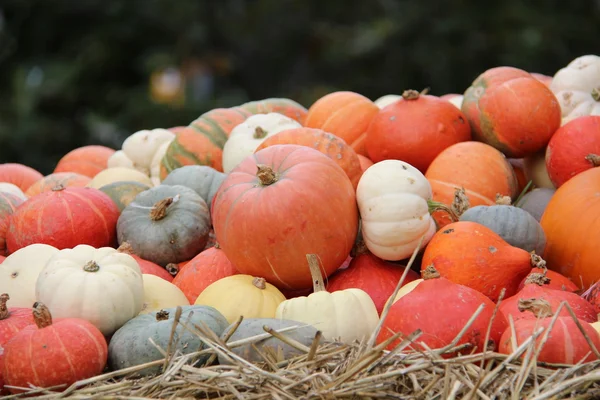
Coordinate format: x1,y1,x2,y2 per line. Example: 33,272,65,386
304,91,379,156
517,267,578,292
53,145,115,178
421,221,537,302
0,192,23,256
0,163,43,192
254,127,363,190
25,172,91,197
365,90,472,173
212,144,359,291
425,141,519,228
461,66,561,158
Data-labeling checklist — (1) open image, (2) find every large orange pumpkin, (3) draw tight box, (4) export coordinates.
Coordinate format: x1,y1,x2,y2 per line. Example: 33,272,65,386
304,91,379,156
53,145,115,178
0,164,43,192
461,67,561,158
25,172,91,197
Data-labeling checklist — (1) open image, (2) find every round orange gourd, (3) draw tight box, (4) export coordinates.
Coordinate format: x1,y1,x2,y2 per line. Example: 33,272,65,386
517,268,578,292
53,145,115,178
25,172,91,197
0,163,43,192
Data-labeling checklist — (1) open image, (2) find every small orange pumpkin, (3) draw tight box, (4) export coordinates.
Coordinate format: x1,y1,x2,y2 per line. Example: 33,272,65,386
0,164,43,193
53,145,115,178
25,172,91,197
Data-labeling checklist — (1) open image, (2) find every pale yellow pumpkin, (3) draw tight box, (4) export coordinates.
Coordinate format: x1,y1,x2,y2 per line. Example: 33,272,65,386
139,274,190,314
523,149,555,189
591,321,600,336
150,141,172,186
87,167,154,189
374,94,401,109
383,278,424,310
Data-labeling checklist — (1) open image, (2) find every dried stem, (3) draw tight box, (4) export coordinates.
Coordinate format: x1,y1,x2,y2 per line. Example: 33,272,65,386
149,197,174,221
32,302,53,328
306,254,326,293
252,277,267,290
83,260,100,272
585,154,600,167
256,164,278,186
0,293,9,320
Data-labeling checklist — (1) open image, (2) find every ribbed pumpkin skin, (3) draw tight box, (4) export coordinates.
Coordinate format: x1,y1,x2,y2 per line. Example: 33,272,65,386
0,193,24,256
161,165,226,211
25,172,91,197
459,205,546,255
53,145,115,178
0,163,43,192
99,181,151,212
240,98,308,125
160,107,251,177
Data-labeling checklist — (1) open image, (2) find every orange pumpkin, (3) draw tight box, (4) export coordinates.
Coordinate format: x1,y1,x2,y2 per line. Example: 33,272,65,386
53,145,115,178
530,72,553,87
0,163,43,192
357,155,373,172
254,127,362,190
25,172,91,197
425,141,519,228
304,91,379,156
461,67,561,158
0,193,23,256
508,159,528,195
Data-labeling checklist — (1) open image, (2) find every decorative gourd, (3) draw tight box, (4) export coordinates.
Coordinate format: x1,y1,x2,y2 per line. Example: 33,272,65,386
357,154,373,172
0,244,59,308
239,97,308,124
374,94,401,108
546,116,600,187
88,167,154,189
35,244,144,336
0,183,27,201
461,66,561,158
222,113,301,173
550,55,600,125
0,192,24,256
117,185,211,266
0,293,35,345
0,163,43,192
172,245,238,303
523,149,555,189
377,266,508,354
6,185,120,252
366,89,472,173
425,141,519,228
25,172,91,197
517,268,578,292
161,165,226,211
53,145,115,177
440,93,464,109
212,144,358,291
2,302,108,394
304,91,379,156
117,242,174,282
108,305,229,375
515,187,555,222
421,221,539,301
140,274,189,314
108,128,175,176
459,204,546,255
219,318,319,364
99,180,151,212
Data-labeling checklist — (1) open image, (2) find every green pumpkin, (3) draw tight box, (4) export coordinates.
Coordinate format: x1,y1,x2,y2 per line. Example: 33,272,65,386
161,165,226,211
108,305,228,376
98,180,151,212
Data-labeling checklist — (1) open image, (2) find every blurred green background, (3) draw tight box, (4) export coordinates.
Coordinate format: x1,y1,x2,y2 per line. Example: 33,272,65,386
1,0,598,174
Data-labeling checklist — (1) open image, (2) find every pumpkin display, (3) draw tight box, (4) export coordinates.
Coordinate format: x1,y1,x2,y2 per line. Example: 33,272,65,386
461,66,561,158
545,115,600,187
117,242,173,282
117,184,211,266
523,149,555,189
550,55,600,125
35,244,144,336
517,268,578,292
0,192,24,256
160,107,251,176
53,145,115,177
161,165,226,211
304,91,379,156
99,180,151,212
239,97,308,124
140,274,190,314
0,163,43,192
373,94,401,109
1,302,108,394
365,89,472,173
212,144,358,291
25,172,91,196
6,186,120,252
221,113,302,173
421,221,538,301
108,305,229,376
149,140,171,186
0,183,27,201
108,128,175,176
515,187,555,222
0,293,35,345
88,166,154,189
425,141,519,228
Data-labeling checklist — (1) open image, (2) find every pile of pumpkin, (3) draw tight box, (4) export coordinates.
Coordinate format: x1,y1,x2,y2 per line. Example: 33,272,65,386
1,54,600,395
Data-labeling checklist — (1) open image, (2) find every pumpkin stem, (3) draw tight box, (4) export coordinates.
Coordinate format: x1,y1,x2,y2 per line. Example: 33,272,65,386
592,88,600,102
585,154,600,167
427,200,460,222
83,260,101,273
166,263,179,277
117,241,134,254
214,242,221,249
452,187,470,216
517,298,554,318
402,89,421,100
524,272,551,286
256,164,278,186
51,183,66,192
306,254,326,293
495,194,512,205
156,310,170,321
32,302,53,328
252,277,267,290
150,197,174,221
253,126,268,139
422,264,441,280
0,293,10,320
530,253,547,269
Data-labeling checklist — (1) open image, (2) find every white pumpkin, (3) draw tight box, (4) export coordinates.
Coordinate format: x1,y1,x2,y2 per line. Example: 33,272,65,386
139,274,189,314
221,113,301,173
149,140,172,186
444,94,464,110
0,244,59,307
374,94,401,109
550,55,600,125
356,159,437,261
108,128,175,175
35,244,144,335
0,183,28,201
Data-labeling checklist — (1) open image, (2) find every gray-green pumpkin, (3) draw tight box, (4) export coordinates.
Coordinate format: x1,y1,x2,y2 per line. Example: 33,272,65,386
99,180,151,212
459,205,546,255
516,188,556,222
161,165,226,211
117,184,211,266
219,318,320,365
108,305,228,376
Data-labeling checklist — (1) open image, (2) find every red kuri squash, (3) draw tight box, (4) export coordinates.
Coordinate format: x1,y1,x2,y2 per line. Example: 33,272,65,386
117,242,173,282
517,267,578,292
25,172,91,197
0,163,43,192
53,145,115,178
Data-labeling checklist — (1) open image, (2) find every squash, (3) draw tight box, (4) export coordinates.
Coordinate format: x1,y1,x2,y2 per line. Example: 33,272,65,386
0,183,27,201
0,163,43,192
222,113,301,173
212,144,358,291
440,93,464,109
517,268,578,292
0,293,35,345
384,278,424,308
149,140,171,186
358,154,373,172
117,184,211,267
515,187,555,222
523,149,555,189
374,94,401,109
239,97,308,124
508,158,528,195
88,167,154,189
140,274,189,314
25,172,91,196
0,192,24,256
161,165,226,211
53,145,115,177
117,242,174,282
35,244,144,336
461,66,561,158
98,180,151,212
108,128,175,176
108,305,229,375
531,72,553,87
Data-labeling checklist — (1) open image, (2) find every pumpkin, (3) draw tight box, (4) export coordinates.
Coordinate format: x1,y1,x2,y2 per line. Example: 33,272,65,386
425,141,519,228
88,166,154,189
517,268,578,292
365,89,472,173
117,184,211,267
582,283,600,316
140,274,189,314
546,115,600,188
160,107,251,176
0,192,24,256
550,54,600,125
0,163,43,192
376,265,508,355
222,113,302,173
531,72,553,87
25,172,91,197
515,187,555,222
275,254,379,344
304,91,379,156
421,221,539,302
374,94,401,109
255,127,363,189
108,305,228,376
0,293,35,345
2,302,108,394
117,242,173,282
0,183,27,201
239,97,308,124
461,66,561,158
35,244,144,335
99,180,151,212
53,145,115,177
440,93,464,109
108,128,175,176
385,278,424,308
6,186,120,252
161,165,226,211
523,149,555,189
149,140,171,186
508,158,528,195
212,144,358,291
357,154,373,172
172,245,238,303
0,244,59,308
